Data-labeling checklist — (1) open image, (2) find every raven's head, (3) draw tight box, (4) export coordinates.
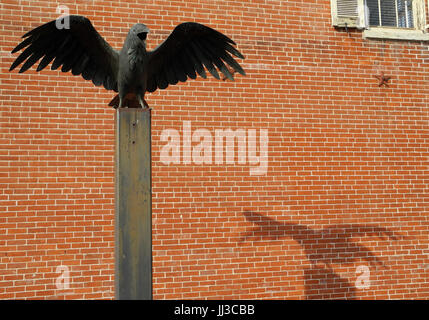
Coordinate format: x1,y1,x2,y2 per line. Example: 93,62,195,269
131,23,150,42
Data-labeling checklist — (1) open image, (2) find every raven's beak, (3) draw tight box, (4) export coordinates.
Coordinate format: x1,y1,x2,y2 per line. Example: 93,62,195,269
137,32,147,41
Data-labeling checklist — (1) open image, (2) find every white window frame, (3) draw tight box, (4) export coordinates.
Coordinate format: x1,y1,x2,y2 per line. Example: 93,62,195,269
331,0,429,40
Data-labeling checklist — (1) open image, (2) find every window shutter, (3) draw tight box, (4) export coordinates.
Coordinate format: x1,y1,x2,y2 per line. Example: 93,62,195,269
331,0,367,29
413,0,426,30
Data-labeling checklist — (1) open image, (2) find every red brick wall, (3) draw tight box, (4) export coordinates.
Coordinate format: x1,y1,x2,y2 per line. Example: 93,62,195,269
1,0,428,299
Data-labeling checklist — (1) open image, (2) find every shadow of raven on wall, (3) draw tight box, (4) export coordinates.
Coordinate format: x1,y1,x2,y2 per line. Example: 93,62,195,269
239,211,407,299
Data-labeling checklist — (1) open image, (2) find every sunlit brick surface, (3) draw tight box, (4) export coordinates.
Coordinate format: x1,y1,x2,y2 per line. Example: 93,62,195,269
0,0,428,299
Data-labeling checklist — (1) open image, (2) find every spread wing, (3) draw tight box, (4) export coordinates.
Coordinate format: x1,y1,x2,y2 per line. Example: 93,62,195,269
10,15,119,92
146,22,245,93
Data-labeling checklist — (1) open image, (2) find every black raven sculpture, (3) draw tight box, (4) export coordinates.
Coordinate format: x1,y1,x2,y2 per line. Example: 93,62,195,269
9,15,245,108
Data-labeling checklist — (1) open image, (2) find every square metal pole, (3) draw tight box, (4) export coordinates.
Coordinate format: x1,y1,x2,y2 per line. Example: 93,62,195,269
115,108,152,300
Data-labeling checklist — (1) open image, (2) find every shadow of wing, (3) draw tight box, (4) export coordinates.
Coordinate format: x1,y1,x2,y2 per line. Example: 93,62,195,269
324,224,408,241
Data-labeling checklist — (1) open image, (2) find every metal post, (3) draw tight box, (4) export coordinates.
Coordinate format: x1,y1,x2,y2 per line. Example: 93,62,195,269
115,108,152,300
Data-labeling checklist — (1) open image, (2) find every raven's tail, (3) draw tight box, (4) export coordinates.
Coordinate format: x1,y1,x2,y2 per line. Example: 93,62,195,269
108,95,120,108
108,94,141,108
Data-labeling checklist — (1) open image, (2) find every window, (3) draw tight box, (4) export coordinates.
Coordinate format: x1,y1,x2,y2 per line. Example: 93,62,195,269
331,0,429,40
367,0,414,28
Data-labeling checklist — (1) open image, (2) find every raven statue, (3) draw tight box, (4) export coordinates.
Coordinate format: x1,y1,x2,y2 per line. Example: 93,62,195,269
9,15,246,109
